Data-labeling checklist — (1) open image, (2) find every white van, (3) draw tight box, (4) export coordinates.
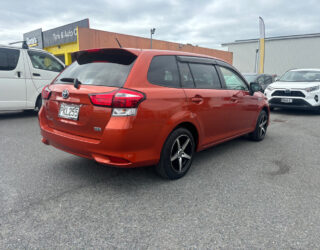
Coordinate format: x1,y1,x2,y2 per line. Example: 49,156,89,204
0,45,65,111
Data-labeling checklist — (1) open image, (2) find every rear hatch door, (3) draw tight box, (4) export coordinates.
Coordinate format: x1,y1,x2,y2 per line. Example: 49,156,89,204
45,48,137,140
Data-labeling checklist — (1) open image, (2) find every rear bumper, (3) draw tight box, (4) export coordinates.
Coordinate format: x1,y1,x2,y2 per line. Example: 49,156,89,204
38,108,160,168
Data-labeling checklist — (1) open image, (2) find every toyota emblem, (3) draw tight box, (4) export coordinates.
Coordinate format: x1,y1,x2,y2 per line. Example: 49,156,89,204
284,89,291,94
62,89,69,99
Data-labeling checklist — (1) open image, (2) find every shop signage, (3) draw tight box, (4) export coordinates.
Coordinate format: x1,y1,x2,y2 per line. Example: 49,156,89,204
23,28,43,49
42,19,89,47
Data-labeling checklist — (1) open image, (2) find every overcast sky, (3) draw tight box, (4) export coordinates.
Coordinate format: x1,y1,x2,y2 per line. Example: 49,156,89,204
0,0,319,49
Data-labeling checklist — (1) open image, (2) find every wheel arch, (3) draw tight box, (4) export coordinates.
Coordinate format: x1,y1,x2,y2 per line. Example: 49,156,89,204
172,122,200,151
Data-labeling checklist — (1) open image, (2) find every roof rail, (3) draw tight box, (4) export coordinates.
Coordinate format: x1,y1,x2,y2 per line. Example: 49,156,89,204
8,41,29,49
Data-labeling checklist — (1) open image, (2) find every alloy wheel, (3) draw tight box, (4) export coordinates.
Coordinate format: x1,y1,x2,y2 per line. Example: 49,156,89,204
259,114,268,138
170,134,193,173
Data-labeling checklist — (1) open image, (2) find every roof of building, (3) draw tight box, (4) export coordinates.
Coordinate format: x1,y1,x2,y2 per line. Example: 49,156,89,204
221,32,320,46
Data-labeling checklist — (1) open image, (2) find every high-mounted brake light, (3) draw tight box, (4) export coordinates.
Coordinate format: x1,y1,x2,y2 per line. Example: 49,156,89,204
89,89,145,116
41,85,51,100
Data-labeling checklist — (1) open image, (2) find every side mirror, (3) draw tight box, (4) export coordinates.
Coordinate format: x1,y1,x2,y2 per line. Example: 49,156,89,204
249,82,261,95
275,77,279,81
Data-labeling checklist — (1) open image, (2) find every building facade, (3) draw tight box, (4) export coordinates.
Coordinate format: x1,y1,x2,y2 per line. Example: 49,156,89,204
222,33,320,76
24,19,232,65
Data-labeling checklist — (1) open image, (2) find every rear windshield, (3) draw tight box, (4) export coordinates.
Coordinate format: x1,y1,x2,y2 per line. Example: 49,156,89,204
55,50,136,87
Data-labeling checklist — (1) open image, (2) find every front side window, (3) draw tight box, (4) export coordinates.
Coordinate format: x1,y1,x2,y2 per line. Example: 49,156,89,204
28,51,64,72
189,63,221,89
219,66,248,90
0,48,20,71
147,56,180,87
264,76,273,84
257,76,264,85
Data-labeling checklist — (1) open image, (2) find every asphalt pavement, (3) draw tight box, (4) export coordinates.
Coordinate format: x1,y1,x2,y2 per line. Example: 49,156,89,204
0,109,319,249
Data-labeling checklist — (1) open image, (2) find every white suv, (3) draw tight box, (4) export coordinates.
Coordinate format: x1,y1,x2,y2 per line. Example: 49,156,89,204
0,45,64,111
264,69,320,111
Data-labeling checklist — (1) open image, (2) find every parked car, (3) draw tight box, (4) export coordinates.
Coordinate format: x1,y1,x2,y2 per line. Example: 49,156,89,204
264,68,320,111
39,48,270,179
0,44,65,112
242,73,275,91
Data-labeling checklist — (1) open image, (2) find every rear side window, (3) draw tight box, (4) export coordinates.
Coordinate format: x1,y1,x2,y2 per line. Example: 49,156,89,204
56,61,135,87
0,48,20,71
178,62,195,88
148,56,180,87
28,51,64,72
189,63,221,89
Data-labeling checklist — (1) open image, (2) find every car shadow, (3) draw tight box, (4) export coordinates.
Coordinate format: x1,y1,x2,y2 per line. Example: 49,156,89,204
52,136,250,187
0,111,38,120
271,108,319,116
53,156,165,188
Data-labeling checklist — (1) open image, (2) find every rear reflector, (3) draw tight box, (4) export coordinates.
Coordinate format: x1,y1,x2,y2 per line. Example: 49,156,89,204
41,85,51,100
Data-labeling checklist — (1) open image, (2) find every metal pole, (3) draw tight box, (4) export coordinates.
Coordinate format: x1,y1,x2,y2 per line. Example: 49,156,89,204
150,28,155,49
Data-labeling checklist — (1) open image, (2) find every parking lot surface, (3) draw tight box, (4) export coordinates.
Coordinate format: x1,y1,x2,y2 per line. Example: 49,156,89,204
0,110,319,249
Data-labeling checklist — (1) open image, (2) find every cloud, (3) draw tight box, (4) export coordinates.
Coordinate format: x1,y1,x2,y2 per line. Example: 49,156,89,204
0,0,319,49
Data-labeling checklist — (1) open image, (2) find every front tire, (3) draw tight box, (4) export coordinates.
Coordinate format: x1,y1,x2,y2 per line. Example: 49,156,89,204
155,128,195,180
249,110,268,141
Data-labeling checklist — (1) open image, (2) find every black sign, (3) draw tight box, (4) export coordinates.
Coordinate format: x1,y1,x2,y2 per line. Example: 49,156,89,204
42,19,89,47
23,28,43,49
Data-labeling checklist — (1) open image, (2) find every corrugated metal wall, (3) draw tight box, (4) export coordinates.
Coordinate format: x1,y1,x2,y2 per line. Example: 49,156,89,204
78,28,233,64
225,37,320,76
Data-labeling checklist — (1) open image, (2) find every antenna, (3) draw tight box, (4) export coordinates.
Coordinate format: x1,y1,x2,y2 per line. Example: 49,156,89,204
9,41,29,49
115,38,122,48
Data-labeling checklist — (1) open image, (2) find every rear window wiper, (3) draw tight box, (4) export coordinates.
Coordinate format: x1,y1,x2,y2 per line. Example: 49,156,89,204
60,78,82,89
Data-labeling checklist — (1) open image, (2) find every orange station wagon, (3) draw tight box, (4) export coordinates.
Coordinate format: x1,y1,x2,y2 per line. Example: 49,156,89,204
39,48,269,179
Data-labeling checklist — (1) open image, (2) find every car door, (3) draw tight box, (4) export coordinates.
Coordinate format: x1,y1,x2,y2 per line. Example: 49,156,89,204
25,50,64,107
216,65,258,134
0,48,27,110
178,60,234,146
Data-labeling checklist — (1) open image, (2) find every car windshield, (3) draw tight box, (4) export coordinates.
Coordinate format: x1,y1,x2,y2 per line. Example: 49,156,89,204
280,70,320,82
243,74,257,83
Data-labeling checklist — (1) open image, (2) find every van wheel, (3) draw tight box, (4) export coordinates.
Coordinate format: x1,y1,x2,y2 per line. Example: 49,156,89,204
249,110,268,141
156,128,195,180
35,96,42,112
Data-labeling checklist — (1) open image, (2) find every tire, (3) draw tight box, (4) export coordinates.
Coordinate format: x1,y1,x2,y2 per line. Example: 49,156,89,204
249,110,268,141
155,128,195,180
35,96,42,112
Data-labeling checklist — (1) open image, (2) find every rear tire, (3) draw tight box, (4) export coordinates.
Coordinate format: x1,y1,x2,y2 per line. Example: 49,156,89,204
249,110,268,141
155,128,195,180
35,96,42,112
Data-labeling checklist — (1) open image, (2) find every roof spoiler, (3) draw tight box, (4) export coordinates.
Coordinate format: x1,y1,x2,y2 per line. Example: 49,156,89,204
72,48,137,65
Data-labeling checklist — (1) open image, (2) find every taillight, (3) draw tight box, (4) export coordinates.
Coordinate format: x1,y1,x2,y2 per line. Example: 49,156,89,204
89,89,145,117
41,85,51,100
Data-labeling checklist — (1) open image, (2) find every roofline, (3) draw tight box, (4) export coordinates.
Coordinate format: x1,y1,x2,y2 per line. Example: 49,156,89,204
221,32,320,46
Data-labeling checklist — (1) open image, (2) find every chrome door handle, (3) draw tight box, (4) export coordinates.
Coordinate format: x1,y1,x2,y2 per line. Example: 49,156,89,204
191,95,203,104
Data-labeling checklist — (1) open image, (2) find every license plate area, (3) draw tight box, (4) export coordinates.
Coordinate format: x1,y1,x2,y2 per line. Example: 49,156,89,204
58,103,80,120
281,98,293,103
